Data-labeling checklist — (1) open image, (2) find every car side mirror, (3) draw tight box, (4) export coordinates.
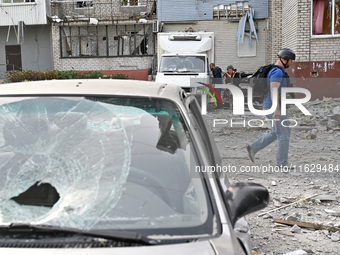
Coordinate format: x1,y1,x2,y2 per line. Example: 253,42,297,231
224,182,269,226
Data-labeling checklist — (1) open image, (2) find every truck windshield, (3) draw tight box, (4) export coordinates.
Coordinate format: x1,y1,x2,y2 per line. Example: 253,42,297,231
160,56,205,73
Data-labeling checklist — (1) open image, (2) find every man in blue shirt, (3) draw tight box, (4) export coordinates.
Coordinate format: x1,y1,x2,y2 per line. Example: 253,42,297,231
246,49,296,168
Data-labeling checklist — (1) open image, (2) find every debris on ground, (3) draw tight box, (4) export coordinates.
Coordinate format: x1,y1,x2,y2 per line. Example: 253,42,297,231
207,98,340,255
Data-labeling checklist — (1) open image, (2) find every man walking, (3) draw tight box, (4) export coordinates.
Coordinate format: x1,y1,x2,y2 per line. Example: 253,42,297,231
246,49,296,168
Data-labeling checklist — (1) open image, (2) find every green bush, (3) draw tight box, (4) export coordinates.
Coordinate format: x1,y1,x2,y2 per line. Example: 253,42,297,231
79,71,103,79
109,73,130,79
4,70,130,83
54,70,80,80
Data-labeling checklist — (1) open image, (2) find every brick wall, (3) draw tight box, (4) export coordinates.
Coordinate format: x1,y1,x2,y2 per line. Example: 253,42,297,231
268,0,282,63
282,0,298,55
295,0,311,61
270,0,340,62
310,38,340,61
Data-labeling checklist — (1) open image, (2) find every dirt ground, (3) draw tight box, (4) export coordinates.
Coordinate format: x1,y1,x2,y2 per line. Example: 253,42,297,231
205,99,340,255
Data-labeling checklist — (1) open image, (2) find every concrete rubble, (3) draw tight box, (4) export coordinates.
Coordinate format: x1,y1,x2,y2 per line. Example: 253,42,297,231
206,97,340,255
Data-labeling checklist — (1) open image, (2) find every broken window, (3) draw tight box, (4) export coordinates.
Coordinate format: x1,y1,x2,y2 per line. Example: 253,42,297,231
74,0,93,9
312,0,340,36
121,0,146,7
60,24,154,58
213,1,250,20
0,96,209,233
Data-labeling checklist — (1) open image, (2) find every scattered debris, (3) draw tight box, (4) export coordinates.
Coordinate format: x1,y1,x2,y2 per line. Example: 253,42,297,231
330,233,340,242
258,193,326,216
273,218,340,232
283,249,309,255
290,224,302,233
302,132,317,139
208,98,340,254
277,230,294,236
286,215,299,222
289,98,340,129
324,209,340,217
314,194,337,201
251,250,262,255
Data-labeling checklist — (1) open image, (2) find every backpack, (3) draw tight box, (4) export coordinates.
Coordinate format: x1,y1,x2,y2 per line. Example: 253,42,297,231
249,64,294,98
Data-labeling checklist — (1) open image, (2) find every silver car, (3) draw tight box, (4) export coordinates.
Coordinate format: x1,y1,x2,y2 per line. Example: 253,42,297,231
0,79,268,254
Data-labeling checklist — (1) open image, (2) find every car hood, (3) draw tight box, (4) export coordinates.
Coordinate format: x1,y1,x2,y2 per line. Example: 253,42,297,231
0,240,216,255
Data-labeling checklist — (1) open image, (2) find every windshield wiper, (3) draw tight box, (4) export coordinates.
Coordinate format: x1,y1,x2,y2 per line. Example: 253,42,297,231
0,223,153,245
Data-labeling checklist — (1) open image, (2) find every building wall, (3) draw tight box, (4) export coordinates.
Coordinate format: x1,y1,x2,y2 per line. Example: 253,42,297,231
161,20,267,73
157,0,269,21
0,0,48,26
282,0,298,56
0,25,53,78
49,0,157,79
298,0,340,62
268,0,282,63
51,0,156,22
277,0,340,99
270,0,340,62
310,38,340,61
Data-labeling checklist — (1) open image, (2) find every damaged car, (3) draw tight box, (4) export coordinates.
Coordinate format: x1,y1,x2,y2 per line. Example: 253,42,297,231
0,79,269,254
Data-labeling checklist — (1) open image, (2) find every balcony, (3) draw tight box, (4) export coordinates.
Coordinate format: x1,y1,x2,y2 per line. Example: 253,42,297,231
0,0,48,26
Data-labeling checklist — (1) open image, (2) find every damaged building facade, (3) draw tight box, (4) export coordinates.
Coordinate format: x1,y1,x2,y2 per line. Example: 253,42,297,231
1,0,339,94
49,0,157,80
157,0,340,99
157,0,270,73
270,0,340,99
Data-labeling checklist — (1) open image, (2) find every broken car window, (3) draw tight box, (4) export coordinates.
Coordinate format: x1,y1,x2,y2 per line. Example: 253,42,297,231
0,96,211,236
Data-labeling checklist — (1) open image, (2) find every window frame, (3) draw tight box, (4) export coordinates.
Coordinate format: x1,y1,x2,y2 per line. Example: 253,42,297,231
311,0,340,38
59,24,154,58
121,0,146,7
74,0,94,9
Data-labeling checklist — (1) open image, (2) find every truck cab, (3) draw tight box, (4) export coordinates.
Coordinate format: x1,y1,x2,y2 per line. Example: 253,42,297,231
155,32,214,94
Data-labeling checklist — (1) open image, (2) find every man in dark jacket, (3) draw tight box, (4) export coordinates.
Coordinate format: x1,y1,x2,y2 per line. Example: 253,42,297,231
210,63,222,84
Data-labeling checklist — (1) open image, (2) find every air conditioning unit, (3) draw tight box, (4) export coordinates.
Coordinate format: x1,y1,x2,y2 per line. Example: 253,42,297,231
153,20,159,33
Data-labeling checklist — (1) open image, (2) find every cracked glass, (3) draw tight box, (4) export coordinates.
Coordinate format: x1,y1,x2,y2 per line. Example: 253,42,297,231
0,96,209,234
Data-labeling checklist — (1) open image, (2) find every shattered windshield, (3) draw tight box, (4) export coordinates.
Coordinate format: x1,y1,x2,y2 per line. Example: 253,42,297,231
0,96,211,235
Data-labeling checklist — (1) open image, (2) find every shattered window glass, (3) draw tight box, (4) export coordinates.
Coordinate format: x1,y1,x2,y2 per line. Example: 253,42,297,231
0,96,210,235
312,0,340,35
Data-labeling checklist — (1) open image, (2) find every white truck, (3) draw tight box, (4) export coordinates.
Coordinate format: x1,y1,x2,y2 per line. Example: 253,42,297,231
155,32,215,95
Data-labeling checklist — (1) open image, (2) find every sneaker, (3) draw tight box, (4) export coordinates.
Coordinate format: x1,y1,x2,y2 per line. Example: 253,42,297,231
246,144,255,162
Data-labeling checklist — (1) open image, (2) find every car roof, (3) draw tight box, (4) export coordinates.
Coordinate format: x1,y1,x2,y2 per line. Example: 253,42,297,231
0,79,185,103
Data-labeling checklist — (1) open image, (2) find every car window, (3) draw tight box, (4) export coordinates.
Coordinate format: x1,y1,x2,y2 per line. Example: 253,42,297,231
188,100,216,165
0,96,213,236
